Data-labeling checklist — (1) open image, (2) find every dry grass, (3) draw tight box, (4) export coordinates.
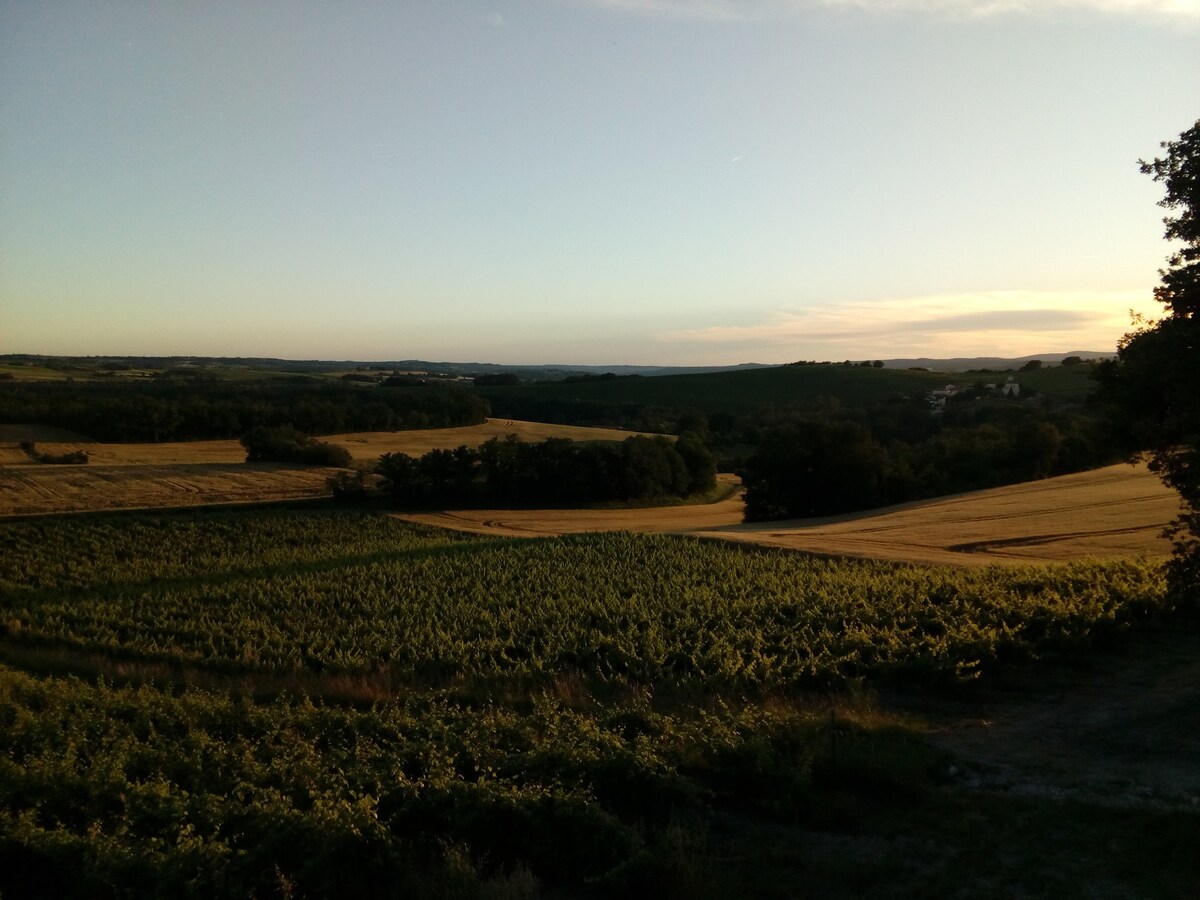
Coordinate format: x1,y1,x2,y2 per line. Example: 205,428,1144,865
397,463,1182,566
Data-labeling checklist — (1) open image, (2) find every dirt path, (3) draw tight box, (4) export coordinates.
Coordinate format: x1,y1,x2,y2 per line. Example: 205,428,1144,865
908,627,1200,810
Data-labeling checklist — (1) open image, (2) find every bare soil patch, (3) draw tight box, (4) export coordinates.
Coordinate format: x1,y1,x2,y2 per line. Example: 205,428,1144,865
399,463,1180,565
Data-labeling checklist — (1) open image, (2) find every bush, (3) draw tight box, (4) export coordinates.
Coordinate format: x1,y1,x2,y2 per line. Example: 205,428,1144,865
36,449,89,464
18,440,89,464
241,426,352,467
328,470,370,502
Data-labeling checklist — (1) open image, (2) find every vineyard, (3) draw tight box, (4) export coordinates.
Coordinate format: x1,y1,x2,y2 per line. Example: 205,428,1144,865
1,509,1196,898
0,510,1172,691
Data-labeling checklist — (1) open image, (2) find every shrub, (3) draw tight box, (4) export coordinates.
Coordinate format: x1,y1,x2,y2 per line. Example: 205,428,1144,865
241,426,352,467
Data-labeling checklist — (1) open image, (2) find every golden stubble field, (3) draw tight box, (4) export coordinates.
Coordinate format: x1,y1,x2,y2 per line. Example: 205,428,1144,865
399,463,1182,566
0,419,1182,564
0,420,651,516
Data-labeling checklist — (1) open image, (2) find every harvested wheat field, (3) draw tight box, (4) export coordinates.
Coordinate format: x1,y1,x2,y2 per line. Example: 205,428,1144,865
710,462,1182,565
326,419,648,458
0,463,335,517
399,463,1182,566
4,419,646,468
0,420,654,515
0,447,30,466
400,473,747,537
0,427,95,466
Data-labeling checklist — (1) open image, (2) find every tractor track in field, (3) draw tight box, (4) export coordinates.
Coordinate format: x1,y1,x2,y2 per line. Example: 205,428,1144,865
400,463,1180,566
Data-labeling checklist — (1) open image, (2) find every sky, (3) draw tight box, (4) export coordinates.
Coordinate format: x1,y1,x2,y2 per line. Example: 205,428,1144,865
1,1,1197,365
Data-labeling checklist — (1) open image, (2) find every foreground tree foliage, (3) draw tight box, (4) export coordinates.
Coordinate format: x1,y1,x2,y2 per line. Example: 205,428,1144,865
1102,120,1200,597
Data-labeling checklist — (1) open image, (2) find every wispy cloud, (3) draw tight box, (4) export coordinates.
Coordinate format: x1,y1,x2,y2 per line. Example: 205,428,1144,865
657,289,1160,358
578,0,1200,21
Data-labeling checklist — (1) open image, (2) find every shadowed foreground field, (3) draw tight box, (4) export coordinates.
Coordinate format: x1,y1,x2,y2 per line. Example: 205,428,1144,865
1,508,1195,899
400,462,1182,565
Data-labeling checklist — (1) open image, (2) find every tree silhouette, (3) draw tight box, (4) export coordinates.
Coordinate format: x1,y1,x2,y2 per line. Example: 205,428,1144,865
1102,120,1200,598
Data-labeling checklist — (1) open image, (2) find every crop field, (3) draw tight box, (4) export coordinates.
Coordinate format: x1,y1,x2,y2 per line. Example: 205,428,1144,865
0,419,648,516
401,462,1181,565
5,509,1172,690
0,418,643,467
1,507,1195,898
712,461,1182,565
0,463,336,517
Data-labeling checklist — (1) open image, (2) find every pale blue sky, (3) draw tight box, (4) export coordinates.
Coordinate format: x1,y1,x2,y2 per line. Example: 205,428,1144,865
2,0,1197,364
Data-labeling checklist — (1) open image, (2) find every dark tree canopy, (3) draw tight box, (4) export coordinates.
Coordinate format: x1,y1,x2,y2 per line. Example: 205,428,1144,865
741,421,903,521
0,379,488,443
376,434,716,508
1102,120,1200,595
241,426,352,468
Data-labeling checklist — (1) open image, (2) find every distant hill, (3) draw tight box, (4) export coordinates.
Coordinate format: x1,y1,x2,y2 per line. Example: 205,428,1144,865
0,352,1109,384
0,354,770,382
476,359,1107,421
480,364,952,418
381,361,773,380
880,352,1112,372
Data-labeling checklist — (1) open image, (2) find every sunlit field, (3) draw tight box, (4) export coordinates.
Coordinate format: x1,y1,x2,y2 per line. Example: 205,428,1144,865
0,420,653,516
400,462,1180,565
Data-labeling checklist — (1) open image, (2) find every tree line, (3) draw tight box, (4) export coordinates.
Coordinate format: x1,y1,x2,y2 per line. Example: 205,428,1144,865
0,379,488,442
739,412,1112,520
375,433,716,507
